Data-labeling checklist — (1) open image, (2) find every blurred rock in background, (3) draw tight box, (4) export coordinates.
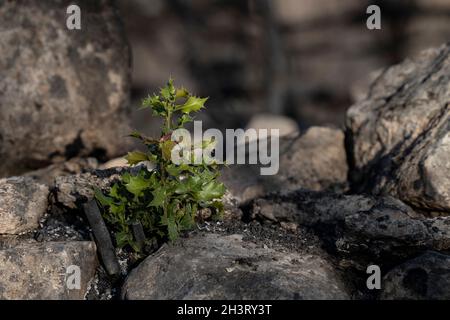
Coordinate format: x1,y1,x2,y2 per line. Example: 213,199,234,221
0,0,131,177
118,0,450,136
0,0,448,176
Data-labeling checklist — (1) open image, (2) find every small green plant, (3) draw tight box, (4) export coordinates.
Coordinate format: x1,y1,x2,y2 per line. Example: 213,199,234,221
95,79,226,252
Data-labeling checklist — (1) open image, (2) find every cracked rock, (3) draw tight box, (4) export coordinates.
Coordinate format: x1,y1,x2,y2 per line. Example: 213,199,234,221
346,43,450,213
252,190,450,261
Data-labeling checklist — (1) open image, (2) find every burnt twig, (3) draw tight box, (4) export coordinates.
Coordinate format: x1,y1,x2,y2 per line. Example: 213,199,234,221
83,200,121,276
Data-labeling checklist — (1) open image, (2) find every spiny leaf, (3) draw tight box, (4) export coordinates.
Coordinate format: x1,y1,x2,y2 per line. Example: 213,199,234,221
196,181,226,202
94,187,113,207
149,188,166,208
167,215,179,241
161,140,175,161
176,96,208,114
124,174,151,198
160,78,175,100
175,87,189,98
125,151,148,165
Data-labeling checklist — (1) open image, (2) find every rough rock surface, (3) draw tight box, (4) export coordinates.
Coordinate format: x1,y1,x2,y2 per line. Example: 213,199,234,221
381,251,450,300
54,168,124,209
0,0,131,177
221,126,348,204
122,233,349,300
346,43,450,213
0,241,98,299
0,177,49,234
251,190,450,263
24,157,99,186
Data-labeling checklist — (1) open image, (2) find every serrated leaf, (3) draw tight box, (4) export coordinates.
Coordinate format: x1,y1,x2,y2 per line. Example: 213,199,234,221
177,96,208,114
124,174,151,198
94,187,114,207
166,163,191,176
125,151,148,165
161,140,175,161
109,201,126,215
196,181,225,202
115,230,133,248
149,188,166,208
160,78,175,100
177,113,193,127
179,210,195,230
167,215,179,241
175,87,189,98
109,183,122,199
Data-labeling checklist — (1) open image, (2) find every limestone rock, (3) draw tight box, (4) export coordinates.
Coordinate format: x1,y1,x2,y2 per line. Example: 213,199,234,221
0,0,131,177
122,233,349,300
0,241,98,299
0,177,49,234
346,44,450,213
221,126,348,204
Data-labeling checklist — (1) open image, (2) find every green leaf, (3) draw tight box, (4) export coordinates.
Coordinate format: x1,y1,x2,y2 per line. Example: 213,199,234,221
177,113,193,127
124,174,151,198
166,163,191,176
128,131,158,145
109,183,123,200
160,140,175,161
141,94,166,116
176,96,208,114
125,151,148,165
149,188,166,208
167,215,179,241
175,87,189,98
174,175,202,195
160,78,175,100
109,201,126,216
179,209,195,230
196,181,226,202
115,230,133,248
211,201,224,220
94,187,113,207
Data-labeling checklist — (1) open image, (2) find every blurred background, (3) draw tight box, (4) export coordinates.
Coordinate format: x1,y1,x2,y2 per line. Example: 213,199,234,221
117,0,450,136
0,0,449,177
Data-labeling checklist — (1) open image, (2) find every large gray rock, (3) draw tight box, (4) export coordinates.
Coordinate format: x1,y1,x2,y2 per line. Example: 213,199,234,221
0,0,131,177
252,190,450,261
0,241,98,299
221,126,348,204
122,233,349,300
346,44,450,213
0,177,49,234
381,251,450,300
